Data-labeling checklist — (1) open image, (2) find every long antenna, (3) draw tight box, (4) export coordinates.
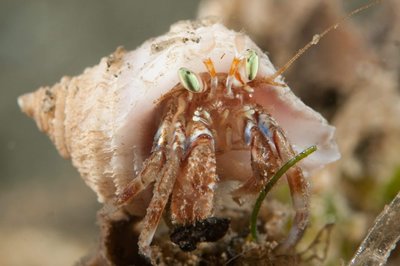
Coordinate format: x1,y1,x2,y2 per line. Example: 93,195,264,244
265,0,383,84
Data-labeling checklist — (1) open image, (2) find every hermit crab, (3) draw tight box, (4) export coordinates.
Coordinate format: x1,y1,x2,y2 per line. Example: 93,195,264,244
18,19,339,261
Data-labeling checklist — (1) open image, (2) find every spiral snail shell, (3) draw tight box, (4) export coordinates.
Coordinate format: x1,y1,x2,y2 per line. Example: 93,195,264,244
18,19,340,259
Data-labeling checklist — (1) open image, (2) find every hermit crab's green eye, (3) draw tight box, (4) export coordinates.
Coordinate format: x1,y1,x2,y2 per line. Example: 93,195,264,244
178,67,203,93
245,49,259,81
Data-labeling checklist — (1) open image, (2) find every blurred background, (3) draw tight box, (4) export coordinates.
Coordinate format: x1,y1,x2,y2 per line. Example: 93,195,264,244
0,1,199,265
1,0,399,265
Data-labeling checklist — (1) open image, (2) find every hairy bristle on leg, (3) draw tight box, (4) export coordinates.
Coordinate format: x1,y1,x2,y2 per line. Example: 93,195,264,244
231,119,280,203
256,109,310,253
170,125,217,225
137,99,187,258
115,102,175,206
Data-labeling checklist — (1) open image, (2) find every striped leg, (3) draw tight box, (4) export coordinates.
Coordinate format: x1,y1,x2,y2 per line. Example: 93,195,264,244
232,119,281,202
256,108,310,253
137,110,186,259
170,109,229,251
115,103,175,206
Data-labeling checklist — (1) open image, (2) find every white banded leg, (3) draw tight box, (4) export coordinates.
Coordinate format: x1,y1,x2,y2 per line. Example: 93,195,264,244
138,114,186,258
170,109,229,251
116,103,175,206
232,119,281,201
256,108,310,253
170,122,217,225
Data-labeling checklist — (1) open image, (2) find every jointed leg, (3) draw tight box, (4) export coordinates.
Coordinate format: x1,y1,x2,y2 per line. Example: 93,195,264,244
170,122,217,225
115,151,165,206
138,106,187,258
139,152,181,258
169,109,229,251
115,103,175,206
256,109,310,252
115,97,188,260
232,119,281,200
234,104,310,251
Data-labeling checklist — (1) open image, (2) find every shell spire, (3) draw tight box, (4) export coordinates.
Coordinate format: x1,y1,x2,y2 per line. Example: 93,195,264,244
18,78,70,159
18,48,131,205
